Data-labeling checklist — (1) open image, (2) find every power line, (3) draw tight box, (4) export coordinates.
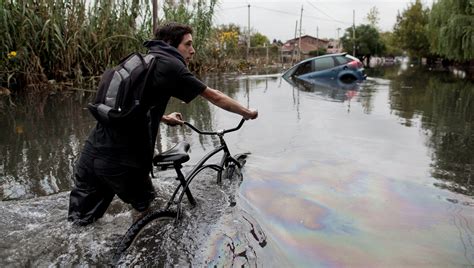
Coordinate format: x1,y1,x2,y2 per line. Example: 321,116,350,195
252,5,351,25
305,14,351,25
252,5,300,17
218,5,248,11
306,1,346,24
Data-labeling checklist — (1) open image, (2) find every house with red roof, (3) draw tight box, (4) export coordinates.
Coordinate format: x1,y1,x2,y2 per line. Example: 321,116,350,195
281,35,329,62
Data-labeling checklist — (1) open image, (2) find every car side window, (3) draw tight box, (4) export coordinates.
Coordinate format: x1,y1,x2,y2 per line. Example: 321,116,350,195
314,57,336,71
293,61,313,76
334,56,351,66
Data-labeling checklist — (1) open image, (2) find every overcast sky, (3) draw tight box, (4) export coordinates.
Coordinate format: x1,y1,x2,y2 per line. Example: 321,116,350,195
213,0,434,41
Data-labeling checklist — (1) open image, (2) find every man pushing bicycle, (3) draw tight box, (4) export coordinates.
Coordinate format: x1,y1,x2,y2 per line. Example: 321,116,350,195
68,22,258,226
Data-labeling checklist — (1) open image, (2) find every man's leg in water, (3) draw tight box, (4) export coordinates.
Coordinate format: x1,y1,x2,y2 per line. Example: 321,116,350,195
94,159,156,222
68,153,115,226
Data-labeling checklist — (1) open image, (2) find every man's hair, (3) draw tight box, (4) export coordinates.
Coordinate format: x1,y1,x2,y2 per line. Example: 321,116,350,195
154,22,193,48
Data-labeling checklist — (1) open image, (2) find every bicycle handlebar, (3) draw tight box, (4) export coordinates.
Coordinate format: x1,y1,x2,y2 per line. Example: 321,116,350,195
184,118,246,135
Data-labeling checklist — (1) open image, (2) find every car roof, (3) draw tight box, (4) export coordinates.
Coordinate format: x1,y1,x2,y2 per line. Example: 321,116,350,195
297,52,348,65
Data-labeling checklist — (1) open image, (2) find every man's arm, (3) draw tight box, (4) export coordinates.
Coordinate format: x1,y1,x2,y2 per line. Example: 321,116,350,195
200,87,258,120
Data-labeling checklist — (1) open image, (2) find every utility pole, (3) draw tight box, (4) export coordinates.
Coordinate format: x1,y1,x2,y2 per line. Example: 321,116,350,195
316,26,319,56
265,43,269,65
352,9,356,56
152,0,158,33
294,20,298,39
293,20,298,63
298,5,303,61
247,4,251,59
336,27,341,52
315,9,317,56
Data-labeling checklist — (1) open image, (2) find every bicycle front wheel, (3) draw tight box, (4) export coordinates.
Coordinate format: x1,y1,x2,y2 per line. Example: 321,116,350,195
223,153,248,180
113,209,178,264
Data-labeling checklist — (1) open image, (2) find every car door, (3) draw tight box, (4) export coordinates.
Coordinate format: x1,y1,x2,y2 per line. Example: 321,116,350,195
311,56,337,79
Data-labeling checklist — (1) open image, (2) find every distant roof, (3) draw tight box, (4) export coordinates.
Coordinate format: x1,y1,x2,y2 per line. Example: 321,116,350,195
284,35,329,43
281,35,329,53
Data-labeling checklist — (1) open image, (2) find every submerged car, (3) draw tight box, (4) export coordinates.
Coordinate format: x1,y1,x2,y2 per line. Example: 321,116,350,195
282,53,366,83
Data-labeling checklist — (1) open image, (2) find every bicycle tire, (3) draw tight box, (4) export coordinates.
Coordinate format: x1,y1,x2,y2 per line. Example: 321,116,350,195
113,209,177,265
224,165,235,180
224,154,248,180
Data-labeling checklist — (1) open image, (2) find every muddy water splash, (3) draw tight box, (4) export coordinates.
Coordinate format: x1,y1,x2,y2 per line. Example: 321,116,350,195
116,168,267,266
1,167,266,266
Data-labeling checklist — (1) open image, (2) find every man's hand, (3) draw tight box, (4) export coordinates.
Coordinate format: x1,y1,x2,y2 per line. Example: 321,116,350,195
244,108,258,120
162,112,184,126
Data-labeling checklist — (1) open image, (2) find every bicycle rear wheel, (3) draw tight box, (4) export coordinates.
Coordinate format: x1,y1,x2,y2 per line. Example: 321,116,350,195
113,209,177,264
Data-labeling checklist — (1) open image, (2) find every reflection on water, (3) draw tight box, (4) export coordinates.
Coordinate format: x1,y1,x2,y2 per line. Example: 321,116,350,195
0,92,95,200
282,74,382,116
1,66,474,266
384,67,474,196
283,76,362,103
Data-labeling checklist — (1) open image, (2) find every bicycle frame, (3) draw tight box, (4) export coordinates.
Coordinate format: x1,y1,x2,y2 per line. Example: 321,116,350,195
114,118,248,263
163,119,246,217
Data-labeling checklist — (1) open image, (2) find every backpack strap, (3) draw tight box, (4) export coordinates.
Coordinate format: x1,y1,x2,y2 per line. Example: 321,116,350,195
148,106,161,178
134,53,157,105
141,52,160,176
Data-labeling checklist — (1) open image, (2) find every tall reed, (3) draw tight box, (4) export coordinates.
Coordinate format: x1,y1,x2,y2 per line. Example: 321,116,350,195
1,0,220,94
1,0,152,93
161,0,217,72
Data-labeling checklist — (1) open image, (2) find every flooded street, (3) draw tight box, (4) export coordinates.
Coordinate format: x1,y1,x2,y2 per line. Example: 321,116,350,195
1,64,473,266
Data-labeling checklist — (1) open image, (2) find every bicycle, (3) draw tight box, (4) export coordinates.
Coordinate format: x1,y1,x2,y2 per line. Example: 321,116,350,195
113,118,249,264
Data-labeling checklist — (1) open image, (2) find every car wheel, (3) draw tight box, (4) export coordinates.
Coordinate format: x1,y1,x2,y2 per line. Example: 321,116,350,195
339,74,357,83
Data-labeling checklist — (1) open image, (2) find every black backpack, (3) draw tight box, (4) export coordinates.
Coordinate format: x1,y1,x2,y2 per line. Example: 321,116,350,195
88,52,157,126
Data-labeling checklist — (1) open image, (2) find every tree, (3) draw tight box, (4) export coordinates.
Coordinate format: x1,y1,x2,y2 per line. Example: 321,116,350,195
380,31,403,56
250,32,269,47
392,0,430,59
214,24,240,52
366,6,380,29
340,24,385,65
428,0,474,62
309,47,327,56
217,23,242,35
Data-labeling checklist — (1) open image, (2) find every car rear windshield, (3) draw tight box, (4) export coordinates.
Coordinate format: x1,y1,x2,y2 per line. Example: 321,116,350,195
334,55,352,65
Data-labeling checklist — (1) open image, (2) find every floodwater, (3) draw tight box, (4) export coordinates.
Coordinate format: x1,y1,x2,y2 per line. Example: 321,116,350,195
1,64,473,266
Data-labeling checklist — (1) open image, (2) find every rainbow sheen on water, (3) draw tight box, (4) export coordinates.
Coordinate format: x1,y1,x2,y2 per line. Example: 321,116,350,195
238,156,474,267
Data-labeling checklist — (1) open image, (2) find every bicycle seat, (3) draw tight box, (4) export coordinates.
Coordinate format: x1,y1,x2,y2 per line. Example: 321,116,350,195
153,141,190,168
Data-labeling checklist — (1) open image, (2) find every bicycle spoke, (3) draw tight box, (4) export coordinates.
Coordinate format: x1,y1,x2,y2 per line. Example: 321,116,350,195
113,210,177,265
